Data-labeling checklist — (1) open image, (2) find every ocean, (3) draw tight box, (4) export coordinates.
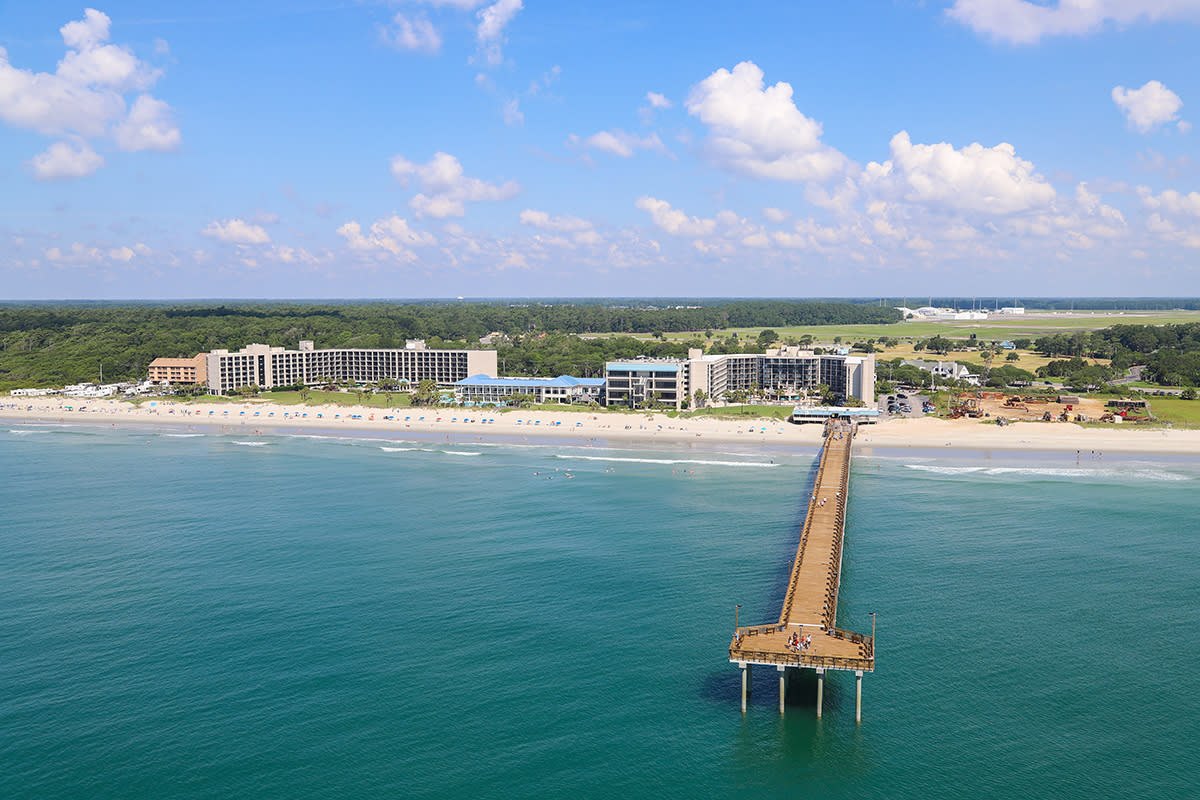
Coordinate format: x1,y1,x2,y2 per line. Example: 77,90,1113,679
1,423,1197,799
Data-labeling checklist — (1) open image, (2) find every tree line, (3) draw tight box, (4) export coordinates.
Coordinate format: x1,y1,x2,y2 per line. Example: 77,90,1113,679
0,300,898,389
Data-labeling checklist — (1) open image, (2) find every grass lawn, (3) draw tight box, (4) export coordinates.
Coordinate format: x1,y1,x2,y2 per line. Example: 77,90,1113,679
637,310,1200,348
1141,396,1200,428
681,404,795,420
249,390,414,408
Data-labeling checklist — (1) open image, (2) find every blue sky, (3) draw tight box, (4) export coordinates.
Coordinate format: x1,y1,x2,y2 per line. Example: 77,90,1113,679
2,1,1199,299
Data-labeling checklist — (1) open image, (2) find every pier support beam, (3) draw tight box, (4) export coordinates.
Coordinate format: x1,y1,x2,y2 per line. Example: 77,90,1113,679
778,666,788,714
855,670,863,723
815,668,825,718
741,664,752,713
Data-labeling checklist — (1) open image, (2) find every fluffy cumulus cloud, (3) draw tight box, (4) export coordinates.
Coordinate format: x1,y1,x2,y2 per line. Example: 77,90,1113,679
685,61,848,183
519,209,592,233
863,131,1056,214
476,0,522,66
390,151,520,218
519,209,602,246
113,94,180,151
1138,187,1200,247
336,215,436,260
27,140,105,180
1112,81,1185,133
646,92,672,110
0,8,178,179
379,13,442,54
571,129,665,158
201,219,272,245
635,197,717,237
947,0,1200,44
41,240,150,267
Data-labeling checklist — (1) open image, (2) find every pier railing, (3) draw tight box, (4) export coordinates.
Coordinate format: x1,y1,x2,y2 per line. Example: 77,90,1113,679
780,426,852,628
731,623,874,665
729,642,873,672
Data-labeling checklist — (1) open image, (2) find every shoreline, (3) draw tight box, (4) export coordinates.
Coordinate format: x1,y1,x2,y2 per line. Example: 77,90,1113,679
4,397,1200,454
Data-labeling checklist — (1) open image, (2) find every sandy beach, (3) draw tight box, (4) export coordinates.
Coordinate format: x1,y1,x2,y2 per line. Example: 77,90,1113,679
4,396,1200,454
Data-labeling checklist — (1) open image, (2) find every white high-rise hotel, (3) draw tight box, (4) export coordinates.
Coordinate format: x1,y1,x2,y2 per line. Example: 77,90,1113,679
205,340,498,395
605,347,875,410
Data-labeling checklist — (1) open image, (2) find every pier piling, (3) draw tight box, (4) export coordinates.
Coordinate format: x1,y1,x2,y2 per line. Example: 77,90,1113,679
855,670,863,722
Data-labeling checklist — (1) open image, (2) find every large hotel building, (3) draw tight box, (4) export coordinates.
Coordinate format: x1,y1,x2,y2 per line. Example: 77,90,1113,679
605,347,875,410
204,340,498,395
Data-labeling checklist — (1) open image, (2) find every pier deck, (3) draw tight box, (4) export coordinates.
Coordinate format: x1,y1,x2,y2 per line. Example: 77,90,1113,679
729,420,873,715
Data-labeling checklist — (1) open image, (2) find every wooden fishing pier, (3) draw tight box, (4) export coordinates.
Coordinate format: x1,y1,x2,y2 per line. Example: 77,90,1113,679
729,419,875,719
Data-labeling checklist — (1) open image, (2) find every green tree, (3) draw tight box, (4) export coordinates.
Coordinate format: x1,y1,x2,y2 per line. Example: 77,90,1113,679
413,379,438,406
692,388,707,408
756,329,778,349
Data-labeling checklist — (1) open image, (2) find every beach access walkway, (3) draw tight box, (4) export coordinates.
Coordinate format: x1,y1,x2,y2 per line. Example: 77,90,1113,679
729,419,875,719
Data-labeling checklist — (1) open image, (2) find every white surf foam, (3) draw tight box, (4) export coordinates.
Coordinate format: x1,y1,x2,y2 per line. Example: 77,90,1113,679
379,446,482,456
232,441,269,447
904,463,1188,481
554,454,778,468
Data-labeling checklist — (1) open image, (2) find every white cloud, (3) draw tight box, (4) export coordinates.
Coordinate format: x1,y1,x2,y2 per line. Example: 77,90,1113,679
635,196,717,237
763,207,790,223
41,239,149,266
863,131,1056,214
45,242,103,265
519,209,593,233
28,140,104,180
640,91,673,123
390,151,520,218
947,0,1200,44
503,98,524,126
0,9,178,177
526,65,561,97
0,46,126,137
1112,81,1184,133
379,13,442,54
57,10,161,93
576,129,665,158
60,9,111,50
646,91,672,109
476,0,522,66
685,61,848,183
337,215,435,260
266,245,326,265
201,219,271,245
1141,188,1200,217
113,94,180,151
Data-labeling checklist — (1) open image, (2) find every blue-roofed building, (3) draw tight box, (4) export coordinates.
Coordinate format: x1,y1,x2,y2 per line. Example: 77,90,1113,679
453,374,605,406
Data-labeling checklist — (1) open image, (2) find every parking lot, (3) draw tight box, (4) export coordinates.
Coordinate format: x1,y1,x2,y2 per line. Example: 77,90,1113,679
877,389,931,419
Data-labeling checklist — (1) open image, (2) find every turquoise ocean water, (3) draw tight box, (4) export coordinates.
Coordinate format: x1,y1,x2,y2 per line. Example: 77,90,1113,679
1,423,1197,799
